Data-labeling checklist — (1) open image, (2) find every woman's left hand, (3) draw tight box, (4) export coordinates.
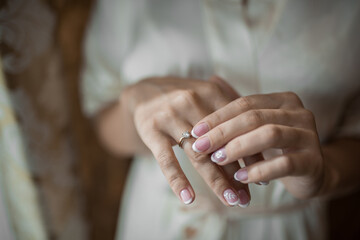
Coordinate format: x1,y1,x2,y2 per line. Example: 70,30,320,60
191,90,325,199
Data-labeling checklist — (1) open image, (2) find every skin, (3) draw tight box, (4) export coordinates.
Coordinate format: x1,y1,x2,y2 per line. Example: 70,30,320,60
192,83,360,199
96,76,251,206
97,74,360,206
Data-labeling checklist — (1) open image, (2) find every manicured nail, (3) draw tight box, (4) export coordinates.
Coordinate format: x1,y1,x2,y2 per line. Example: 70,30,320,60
191,122,209,138
223,189,240,205
237,189,250,208
211,148,226,163
259,181,269,186
234,168,248,182
192,137,210,153
180,189,193,205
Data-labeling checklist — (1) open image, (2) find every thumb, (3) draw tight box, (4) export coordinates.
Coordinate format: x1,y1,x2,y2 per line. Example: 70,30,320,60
209,75,240,100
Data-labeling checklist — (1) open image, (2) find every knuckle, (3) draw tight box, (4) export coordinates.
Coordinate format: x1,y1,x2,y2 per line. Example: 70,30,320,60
167,174,183,190
281,156,295,175
153,108,176,125
209,174,225,191
164,106,177,118
234,97,251,111
245,110,264,127
301,109,315,122
231,137,242,152
157,151,173,169
305,129,318,143
264,124,282,142
208,111,222,128
204,82,222,95
252,166,265,181
191,152,208,165
285,91,303,107
213,126,226,142
177,89,197,105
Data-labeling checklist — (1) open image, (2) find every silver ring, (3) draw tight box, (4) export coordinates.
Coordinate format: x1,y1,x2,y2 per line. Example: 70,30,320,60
178,131,191,148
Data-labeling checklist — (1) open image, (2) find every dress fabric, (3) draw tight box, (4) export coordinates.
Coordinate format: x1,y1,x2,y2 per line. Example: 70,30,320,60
81,0,360,239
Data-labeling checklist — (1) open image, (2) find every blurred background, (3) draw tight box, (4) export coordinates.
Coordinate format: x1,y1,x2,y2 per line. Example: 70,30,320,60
0,0,359,239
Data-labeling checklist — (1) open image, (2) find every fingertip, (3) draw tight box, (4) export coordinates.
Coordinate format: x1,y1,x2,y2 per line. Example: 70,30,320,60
191,122,209,138
191,128,199,138
237,189,250,208
238,202,250,208
191,142,201,153
234,171,240,181
180,188,194,205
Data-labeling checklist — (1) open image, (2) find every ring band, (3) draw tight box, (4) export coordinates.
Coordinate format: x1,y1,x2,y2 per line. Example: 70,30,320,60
178,131,191,148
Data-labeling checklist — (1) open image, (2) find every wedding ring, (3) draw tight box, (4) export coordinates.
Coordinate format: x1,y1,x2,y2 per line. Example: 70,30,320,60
178,131,191,148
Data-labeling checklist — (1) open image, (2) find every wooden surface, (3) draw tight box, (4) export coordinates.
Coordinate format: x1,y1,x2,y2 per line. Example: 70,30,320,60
56,1,132,239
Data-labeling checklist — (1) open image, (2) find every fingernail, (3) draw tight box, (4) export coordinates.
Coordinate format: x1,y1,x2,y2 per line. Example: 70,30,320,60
192,137,210,152
237,189,250,208
211,148,226,163
180,188,193,205
234,168,248,182
259,181,269,186
191,122,209,138
223,189,240,206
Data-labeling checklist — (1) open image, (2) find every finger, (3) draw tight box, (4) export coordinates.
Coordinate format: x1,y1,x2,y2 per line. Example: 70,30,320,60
170,89,209,126
183,139,243,206
234,152,308,183
193,109,314,154
196,80,233,111
222,161,251,207
171,92,211,127
213,124,314,165
208,75,240,100
160,118,243,206
191,92,304,138
144,132,195,205
242,153,269,186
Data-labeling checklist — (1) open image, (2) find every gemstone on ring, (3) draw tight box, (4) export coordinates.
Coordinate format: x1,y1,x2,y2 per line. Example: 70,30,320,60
178,131,191,148
182,131,191,138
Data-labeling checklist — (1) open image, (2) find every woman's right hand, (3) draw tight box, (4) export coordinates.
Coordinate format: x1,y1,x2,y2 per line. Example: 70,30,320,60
120,76,251,207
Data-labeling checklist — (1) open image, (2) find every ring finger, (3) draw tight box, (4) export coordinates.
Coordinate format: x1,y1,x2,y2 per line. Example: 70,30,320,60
161,118,250,207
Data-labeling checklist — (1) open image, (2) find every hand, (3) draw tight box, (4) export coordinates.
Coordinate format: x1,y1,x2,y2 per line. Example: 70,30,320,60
121,76,251,206
191,90,324,199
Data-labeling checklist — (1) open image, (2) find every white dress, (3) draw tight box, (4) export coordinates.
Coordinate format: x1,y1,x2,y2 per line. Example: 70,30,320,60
81,0,360,239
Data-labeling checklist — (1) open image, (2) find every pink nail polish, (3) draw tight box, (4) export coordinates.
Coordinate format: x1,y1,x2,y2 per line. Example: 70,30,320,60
191,122,209,138
192,137,210,152
234,169,248,182
180,189,193,205
211,148,226,163
223,189,240,205
237,189,250,208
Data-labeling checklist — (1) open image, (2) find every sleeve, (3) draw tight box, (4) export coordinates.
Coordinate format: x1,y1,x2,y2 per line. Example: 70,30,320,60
80,0,133,117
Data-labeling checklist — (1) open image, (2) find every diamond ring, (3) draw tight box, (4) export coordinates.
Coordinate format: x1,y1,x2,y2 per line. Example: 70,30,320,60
178,131,192,148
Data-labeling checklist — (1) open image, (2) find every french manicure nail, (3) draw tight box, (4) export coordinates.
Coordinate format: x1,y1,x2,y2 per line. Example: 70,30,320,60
191,122,209,138
234,168,248,182
180,188,193,205
237,189,250,208
259,181,269,186
223,189,240,206
192,137,210,152
211,148,226,163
